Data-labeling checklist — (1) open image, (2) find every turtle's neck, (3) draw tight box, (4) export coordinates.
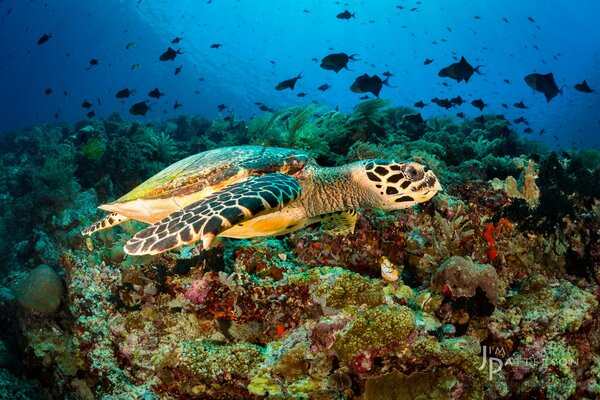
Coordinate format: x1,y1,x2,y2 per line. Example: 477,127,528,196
297,162,375,218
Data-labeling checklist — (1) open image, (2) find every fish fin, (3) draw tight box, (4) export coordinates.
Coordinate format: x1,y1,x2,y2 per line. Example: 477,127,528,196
124,174,301,255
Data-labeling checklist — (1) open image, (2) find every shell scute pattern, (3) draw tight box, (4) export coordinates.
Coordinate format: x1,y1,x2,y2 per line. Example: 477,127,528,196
124,173,301,255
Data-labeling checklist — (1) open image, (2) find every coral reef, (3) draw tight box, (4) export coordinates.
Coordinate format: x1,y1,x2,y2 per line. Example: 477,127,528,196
0,104,599,399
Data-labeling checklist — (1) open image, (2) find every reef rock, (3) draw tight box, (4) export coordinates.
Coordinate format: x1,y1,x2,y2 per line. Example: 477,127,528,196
432,256,499,305
14,265,64,314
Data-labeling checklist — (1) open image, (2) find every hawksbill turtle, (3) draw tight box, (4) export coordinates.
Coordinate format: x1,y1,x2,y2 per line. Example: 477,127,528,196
82,145,442,256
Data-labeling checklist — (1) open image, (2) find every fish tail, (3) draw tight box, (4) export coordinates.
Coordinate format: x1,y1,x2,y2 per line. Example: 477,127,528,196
177,48,185,54
349,54,360,60
383,76,397,88
352,13,357,18
474,65,485,75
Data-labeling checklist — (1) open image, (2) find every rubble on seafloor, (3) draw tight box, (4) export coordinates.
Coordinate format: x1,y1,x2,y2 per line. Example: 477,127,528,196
0,103,599,399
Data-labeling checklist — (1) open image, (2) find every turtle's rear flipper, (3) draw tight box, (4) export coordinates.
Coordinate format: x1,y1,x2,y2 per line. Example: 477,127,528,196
124,173,301,256
82,213,130,236
319,210,358,235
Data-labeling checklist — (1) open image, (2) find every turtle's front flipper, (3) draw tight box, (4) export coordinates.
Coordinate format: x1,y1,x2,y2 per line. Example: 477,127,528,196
124,174,301,256
319,210,358,235
82,213,130,236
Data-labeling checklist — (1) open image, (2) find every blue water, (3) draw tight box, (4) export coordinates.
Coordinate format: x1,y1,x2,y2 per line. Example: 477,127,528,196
1,0,599,149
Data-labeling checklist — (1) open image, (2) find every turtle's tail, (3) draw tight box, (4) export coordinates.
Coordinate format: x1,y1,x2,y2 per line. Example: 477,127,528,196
82,213,129,236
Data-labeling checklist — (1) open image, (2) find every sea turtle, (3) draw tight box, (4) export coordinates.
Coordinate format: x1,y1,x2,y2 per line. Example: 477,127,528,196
82,145,442,256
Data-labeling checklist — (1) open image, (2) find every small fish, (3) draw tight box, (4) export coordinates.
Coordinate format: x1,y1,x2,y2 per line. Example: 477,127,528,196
350,74,392,97
336,10,356,19
403,113,425,125
89,59,99,66
431,97,453,109
320,53,359,73
456,112,465,118
471,98,486,111
382,71,394,77
513,101,528,109
297,92,307,97
450,96,465,106
125,42,136,49
275,73,303,90
37,34,52,45
159,47,184,61
87,110,95,118
359,95,370,100
524,72,560,102
129,101,150,116
438,56,483,83
413,100,426,108
523,127,533,134
217,103,227,111
173,101,183,109
148,88,164,98
258,104,273,112
81,100,93,109
380,256,399,282
174,65,183,75
574,80,594,93
131,63,141,70
210,43,222,49
502,17,509,23
115,88,134,99
317,83,331,92
423,58,434,65
503,79,511,84
513,117,528,124
44,88,52,95
527,16,535,23
171,37,182,44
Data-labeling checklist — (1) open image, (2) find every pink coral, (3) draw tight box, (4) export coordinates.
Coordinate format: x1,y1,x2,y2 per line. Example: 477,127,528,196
185,277,211,305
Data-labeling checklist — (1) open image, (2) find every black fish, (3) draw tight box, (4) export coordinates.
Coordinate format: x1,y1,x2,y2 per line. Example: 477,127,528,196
423,58,434,65
336,10,356,19
471,98,486,111
115,88,134,99
513,101,528,109
414,100,426,108
81,100,93,109
297,92,307,97
318,83,330,92
320,53,358,73
275,73,303,90
438,56,483,83
89,59,99,66
171,37,182,44
148,88,164,98
210,43,222,49
37,34,51,45
130,101,149,116
513,117,528,124
159,47,184,61
523,127,533,134
450,96,465,106
258,104,273,112
87,110,95,118
44,88,52,95
359,95,370,100
574,80,594,93
456,112,465,118
217,104,227,111
350,74,391,97
524,72,560,102
382,71,394,77
174,65,183,75
431,97,453,109
403,113,425,125
173,101,183,109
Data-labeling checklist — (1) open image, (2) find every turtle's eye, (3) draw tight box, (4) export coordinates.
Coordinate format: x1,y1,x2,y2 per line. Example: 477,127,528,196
404,165,424,182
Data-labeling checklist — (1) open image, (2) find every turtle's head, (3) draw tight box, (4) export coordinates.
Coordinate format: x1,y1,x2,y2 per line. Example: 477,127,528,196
357,159,442,210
